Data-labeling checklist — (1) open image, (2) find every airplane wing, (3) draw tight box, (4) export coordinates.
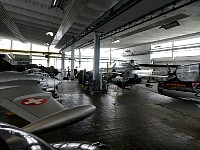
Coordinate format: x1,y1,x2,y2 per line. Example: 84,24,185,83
0,80,65,122
0,79,96,133
135,74,168,78
139,64,179,68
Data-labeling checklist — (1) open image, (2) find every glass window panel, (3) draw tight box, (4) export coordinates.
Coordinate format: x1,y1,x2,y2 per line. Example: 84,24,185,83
32,56,46,67
0,39,11,49
151,50,172,59
32,44,48,52
151,42,172,51
173,48,200,57
13,40,30,50
174,37,200,47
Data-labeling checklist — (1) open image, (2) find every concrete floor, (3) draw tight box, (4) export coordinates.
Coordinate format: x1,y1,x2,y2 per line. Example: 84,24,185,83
1,80,200,149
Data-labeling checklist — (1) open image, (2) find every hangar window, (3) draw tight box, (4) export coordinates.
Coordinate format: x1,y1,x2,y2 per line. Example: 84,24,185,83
151,42,172,51
151,37,200,60
151,51,172,59
0,39,11,49
173,37,200,48
32,44,48,52
173,48,200,57
13,41,30,51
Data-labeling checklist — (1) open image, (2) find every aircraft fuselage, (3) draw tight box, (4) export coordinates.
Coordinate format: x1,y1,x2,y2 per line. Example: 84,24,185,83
159,81,200,103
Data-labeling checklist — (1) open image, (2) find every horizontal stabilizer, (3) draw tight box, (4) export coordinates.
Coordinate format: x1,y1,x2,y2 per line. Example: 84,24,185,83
22,105,96,133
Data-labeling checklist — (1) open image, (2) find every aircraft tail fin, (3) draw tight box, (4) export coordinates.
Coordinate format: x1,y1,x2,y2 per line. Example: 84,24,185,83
22,105,96,133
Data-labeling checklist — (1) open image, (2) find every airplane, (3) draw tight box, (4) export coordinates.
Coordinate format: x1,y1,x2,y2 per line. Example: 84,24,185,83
1,71,61,98
108,59,169,89
0,71,96,134
27,71,61,91
0,122,108,150
137,63,200,103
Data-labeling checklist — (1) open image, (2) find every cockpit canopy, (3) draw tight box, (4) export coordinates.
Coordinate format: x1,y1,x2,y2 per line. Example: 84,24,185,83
176,64,200,82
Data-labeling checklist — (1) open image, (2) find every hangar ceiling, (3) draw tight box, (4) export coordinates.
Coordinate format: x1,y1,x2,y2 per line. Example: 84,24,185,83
101,1,200,50
0,0,200,53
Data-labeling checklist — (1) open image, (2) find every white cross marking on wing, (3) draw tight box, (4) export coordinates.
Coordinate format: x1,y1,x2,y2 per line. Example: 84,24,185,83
24,98,44,105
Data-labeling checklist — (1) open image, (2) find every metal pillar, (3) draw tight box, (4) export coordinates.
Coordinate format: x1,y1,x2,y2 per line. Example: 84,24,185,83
61,52,65,76
47,47,50,67
109,48,112,65
10,40,13,65
70,45,75,80
30,43,32,64
93,32,101,90
79,48,81,68
172,40,175,65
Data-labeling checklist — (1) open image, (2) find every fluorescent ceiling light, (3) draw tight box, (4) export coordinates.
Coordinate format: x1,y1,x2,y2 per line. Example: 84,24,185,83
112,39,120,43
46,31,54,36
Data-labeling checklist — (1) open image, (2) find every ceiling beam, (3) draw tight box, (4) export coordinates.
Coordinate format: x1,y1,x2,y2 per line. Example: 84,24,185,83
0,49,60,55
2,0,65,19
61,0,143,51
13,18,57,32
0,1,26,43
9,12,60,28
51,0,91,47
4,4,62,25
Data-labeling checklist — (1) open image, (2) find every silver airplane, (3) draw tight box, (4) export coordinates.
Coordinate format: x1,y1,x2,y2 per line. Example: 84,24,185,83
29,72,61,91
111,60,153,79
1,71,61,92
0,72,96,133
137,63,200,103
0,122,108,150
24,68,62,91
108,60,162,89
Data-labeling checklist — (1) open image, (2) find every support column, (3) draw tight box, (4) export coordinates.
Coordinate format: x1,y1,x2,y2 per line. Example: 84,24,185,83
10,40,13,65
47,47,50,67
70,45,75,80
172,40,175,65
79,48,81,68
30,43,32,64
110,48,112,65
61,52,65,76
93,32,101,90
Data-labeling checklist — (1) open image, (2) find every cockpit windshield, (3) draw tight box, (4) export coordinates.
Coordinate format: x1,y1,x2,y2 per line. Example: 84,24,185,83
176,64,200,81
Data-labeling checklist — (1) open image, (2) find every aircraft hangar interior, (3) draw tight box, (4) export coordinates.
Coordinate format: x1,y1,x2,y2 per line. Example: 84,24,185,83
1,0,200,149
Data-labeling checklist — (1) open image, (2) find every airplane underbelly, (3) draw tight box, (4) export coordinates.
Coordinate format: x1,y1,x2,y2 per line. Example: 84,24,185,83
163,89,200,103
